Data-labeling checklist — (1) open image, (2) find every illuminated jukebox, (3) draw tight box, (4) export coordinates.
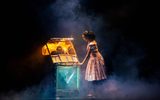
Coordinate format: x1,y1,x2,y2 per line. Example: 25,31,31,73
42,38,80,96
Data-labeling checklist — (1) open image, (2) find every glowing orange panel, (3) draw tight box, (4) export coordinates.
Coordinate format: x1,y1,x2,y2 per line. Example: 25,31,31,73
42,38,79,64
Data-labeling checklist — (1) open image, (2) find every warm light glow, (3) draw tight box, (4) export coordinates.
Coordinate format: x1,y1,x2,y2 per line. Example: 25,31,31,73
57,41,70,54
42,38,75,55
42,38,79,64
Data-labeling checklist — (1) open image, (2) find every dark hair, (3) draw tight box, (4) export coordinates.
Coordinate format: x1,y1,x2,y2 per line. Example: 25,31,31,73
82,30,96,41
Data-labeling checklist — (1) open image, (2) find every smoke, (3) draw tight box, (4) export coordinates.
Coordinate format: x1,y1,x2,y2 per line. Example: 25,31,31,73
1,0,160,100
78,76,160,99
40,0,105,37
1,76,160,100
97,76,160,99
0,72,56,100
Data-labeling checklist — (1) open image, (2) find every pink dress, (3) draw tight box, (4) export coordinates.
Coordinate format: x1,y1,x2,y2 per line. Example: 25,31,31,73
85,40,107,81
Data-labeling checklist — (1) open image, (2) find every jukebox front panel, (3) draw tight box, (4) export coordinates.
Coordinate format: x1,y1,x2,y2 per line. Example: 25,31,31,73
42,38,80,97
56,66,79,90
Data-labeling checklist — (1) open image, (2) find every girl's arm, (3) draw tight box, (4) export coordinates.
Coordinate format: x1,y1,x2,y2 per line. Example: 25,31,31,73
80,47,91,65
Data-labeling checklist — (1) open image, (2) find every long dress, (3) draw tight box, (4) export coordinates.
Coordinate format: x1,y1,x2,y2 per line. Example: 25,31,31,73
85,40,107,81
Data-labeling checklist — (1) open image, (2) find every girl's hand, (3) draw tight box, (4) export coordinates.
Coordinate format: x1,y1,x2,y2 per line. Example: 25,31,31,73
77,62,83,66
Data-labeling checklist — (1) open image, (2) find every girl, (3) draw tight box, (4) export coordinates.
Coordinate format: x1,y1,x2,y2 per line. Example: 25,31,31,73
80,30,107,97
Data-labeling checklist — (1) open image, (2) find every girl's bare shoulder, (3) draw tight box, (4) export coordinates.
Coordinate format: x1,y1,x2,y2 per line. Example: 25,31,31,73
89,40,97,45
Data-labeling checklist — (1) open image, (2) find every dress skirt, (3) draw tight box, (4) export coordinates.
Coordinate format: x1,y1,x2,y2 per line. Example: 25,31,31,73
85,52,107,81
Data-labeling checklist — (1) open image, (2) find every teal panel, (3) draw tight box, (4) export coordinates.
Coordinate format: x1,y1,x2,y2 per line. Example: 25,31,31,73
56,66,79,90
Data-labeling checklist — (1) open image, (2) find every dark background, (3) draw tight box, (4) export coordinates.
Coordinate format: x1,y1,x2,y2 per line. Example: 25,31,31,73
1,0,159,94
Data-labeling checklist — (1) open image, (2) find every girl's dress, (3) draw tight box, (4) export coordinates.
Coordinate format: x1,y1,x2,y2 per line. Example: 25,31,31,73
85,40,107,81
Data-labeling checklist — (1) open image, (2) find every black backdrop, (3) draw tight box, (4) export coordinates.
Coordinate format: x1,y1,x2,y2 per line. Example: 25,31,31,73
1,0,159,94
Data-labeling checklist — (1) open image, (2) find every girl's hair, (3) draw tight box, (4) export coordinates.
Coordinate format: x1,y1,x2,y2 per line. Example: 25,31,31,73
82,30,96,41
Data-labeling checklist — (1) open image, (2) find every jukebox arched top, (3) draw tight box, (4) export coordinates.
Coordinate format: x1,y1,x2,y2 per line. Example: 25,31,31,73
42,38,79,65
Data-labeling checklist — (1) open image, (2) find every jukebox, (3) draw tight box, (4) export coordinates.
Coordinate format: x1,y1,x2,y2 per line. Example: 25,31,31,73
42,38,80,97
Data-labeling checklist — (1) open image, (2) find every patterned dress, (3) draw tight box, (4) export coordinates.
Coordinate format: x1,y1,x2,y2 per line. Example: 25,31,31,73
85,40,107,81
